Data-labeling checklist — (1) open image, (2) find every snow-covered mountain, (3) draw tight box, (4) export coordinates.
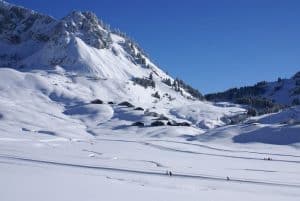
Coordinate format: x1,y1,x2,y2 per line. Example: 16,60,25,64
1,2,300,201
201,75,300,146
0,0,246,140
0,0,162,77
206,72,300,106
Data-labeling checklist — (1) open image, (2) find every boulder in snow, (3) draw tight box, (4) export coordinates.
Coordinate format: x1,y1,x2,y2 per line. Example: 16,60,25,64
151,121,165,127
131,122,144,127
91,99,104,104
118,101,134,108
134,107,144,111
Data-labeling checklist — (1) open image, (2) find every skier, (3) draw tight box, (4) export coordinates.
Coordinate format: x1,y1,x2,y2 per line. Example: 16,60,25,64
226,176,230,181
165,170,173,176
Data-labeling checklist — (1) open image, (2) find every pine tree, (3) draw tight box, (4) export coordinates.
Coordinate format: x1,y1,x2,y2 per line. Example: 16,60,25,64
149,72,153,80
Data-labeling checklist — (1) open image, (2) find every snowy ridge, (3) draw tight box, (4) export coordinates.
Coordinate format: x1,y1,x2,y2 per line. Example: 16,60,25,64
206,72,300,106
263,74,300,105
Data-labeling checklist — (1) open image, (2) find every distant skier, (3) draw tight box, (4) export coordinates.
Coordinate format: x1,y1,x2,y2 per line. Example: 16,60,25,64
166,170,173,176
226,176,230,181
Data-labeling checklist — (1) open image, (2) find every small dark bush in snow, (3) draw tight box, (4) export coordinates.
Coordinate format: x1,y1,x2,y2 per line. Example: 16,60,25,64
149,73,153,80
292,98,300,106
247,108,258,116
108,101,114,105
167,121,173,126
167,121,191,127
132,77,155,88
162,78,172,86
178,122,191,127
151,121,165,126
118,101,134,107
156,115,169,121
229,114,249,124
152,91,161,99
91,99,103,104
132,122,144,127
144,111,160,117
134,107,144,111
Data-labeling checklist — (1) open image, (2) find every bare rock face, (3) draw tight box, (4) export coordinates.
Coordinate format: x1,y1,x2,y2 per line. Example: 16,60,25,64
0,1,111,48
0,1,56,44
55,11,112,49
0,1,112,68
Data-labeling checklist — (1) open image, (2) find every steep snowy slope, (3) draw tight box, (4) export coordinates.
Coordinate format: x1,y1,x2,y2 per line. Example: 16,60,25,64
0,0,246,139
0,0,164,79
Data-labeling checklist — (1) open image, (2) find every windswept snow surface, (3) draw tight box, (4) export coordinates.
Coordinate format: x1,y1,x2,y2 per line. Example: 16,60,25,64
1,132,300,201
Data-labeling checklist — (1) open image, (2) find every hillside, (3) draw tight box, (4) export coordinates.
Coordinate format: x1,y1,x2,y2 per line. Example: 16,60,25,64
205,73,300,115
0,0,246,138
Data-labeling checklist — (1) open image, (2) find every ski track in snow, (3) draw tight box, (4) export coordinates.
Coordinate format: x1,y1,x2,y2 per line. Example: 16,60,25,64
95,138,300,164
148,139,300,158
1,154,300,189
81,148,165,167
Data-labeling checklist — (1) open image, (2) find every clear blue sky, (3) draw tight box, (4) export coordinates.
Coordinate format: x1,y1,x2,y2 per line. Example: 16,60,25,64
9,0,300,94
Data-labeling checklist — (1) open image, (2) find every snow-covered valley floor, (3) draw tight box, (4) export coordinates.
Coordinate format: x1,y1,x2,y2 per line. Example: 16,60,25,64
1,132,300,201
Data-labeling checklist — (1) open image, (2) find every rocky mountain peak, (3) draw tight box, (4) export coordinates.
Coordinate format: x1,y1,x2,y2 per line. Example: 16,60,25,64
0,0,56,44
57,10,112,49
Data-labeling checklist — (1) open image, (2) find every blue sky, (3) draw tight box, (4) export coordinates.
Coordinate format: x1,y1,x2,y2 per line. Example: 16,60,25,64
9,0,300,94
